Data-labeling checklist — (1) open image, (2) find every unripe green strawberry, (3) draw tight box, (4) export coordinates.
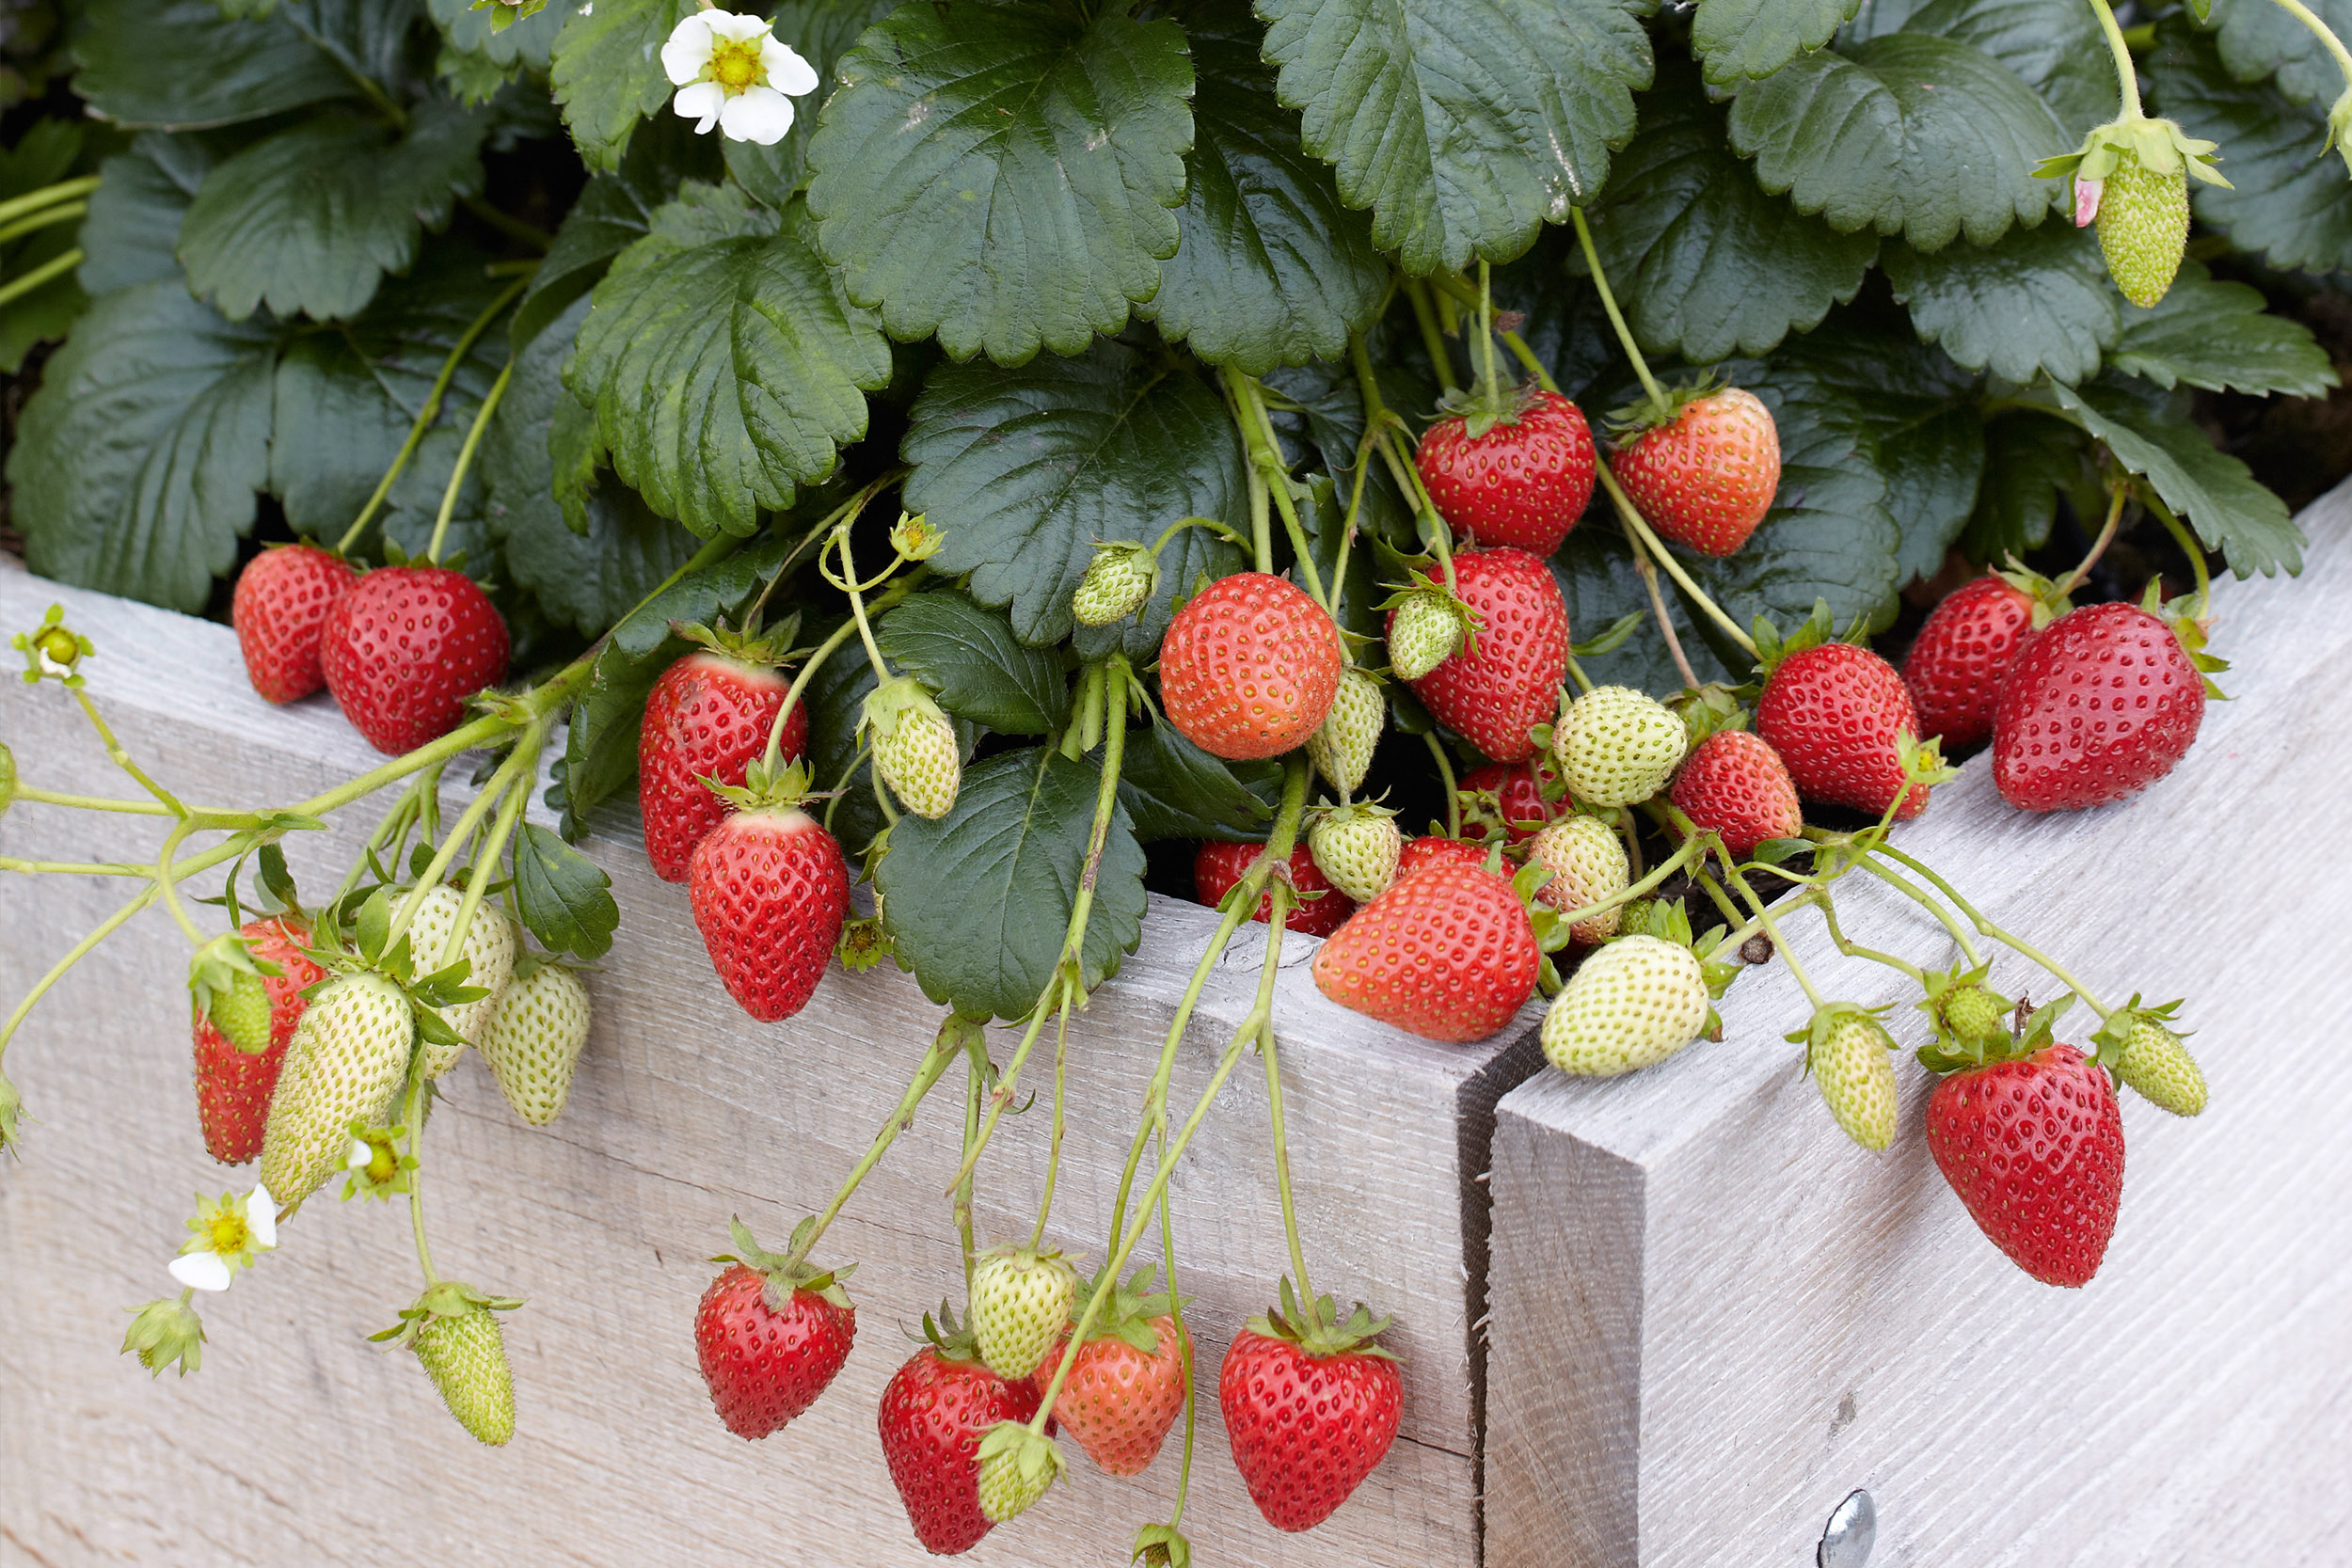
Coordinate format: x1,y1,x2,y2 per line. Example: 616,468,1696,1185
1309,804,1402,903
1527,816,1628,943
412,1297,516,1445
2095,152,2189,309
405,883,516,1078
2117,1017,2207,1117
865,675,961,820
971,1248,1078,1380
1386,587,1468,681
1614,897,1661,939
1541,935,1709,1077
1555,686,1686,807
1804,1007,1899,1151
479,963,593,1127
207,972,274,1055
976,1422,1066,1523
260,972,413,1208
188,930,281,1056
1073,542,1158,626
1307,667,1384,799
1940,985,2010,1047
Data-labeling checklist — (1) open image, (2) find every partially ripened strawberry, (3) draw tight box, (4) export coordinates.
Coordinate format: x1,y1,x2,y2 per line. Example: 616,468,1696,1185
1903,574,2055,750
880,1336,1047,1555
1219,1283,1402,1533
1526,816,1628,942
1395,548,1567,764
1395,835,1491,880
688,775,850,1022
1541,933,1710,1076
1311,859,1538,1042
1609,387,1780,557
320,565,510,754
1415,387,1596,556
1670,729,1803,859
1193,840,1355,939
231,543,356,705
1992,599,2208,812
1159,572,1343,761
1927,1042,2124,1287
639,635,806,882
1756,641,1929,820
695,1218,857,1440
1460,759,1565,843
1042,1267,1189,1478
193,917,324,1164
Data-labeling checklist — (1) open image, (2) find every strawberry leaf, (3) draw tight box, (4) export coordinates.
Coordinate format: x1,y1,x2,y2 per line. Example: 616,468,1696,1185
2206,0,2352,106
1882,223,2119,387
511,824,620,961
876,593,1074,738
1116,721,1282,842
1962,412,2100,562
74,0,402,130
76,133,223,297
2106,261,2339,398
1692,0,1858,87
2050,377,2304,578
427,0,562,71
513,118,717,353
1849,0,2114,132
549,0,698,173
717,0,898,212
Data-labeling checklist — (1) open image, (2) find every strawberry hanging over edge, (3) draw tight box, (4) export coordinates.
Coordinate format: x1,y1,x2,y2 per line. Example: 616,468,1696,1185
1041,1264,1190,1478
1753,604,1943,821
1391,547,1568,765
1415,385,1597,556
1667,702,1804,862
319,562,511,754
1607,383,1781,558
1219,1277,1403,1533
1158,571,1343,761
1311,853,1540,1042
878,1303,1047,1556
687,760,851,1022
694,1215,858,1441
191,916,325,1164
230,542,357,705
1901,567,2068,752
638,619,808,882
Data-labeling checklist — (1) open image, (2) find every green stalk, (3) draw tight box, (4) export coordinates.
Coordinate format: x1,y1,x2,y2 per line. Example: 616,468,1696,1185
1814,890,1927,983
1569,209,1667,412
763,618,861,774
71,686,185,815
2083,0,2146,119
1868,843,2114,1016
1723,865,1824,1008
0,249,80,309
1256,941,1312,1306
1813,836,1985,968
1424,734,1460,836
424,356,515,565
1157,1151,1198,1528
957,1032,985,1292
783,1018,966,1269
385,720,548,951
434,759,534,971
0,884,158,1056
151,816,206,945
2143,494,2213,600
1027,997,1074,1252
1600,466,1757,657
1225,368,1330,610
403,1069,438,1284
1404,278,1459,394
0,175,99,229
10,785,175,816
1634,550,1702,689
2056,482,2129,599
0,201,84,247
0,856,149,877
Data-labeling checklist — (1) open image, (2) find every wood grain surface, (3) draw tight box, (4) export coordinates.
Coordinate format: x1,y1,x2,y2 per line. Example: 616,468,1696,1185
1484,482,2352,1568
0,561,1539,1567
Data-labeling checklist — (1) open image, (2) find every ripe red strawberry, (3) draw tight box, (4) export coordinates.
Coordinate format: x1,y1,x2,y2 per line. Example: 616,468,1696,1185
1394,548,1567,764
1926,1043,2124,1287
231,544,356,705
1395,835,1490,880
1311,859,1538,1042
1220,1291,1403,1533
694,1219,856,1440
192,917,324,1164
1415,387,1596,556
1159,572,1343,761
1193,840,1354,939
688,787,850,1022
1992,600,2208,812
1670,730,1803,859
880,1342,1046,1555
1460,760,1565,843
639,638,807,882
1903,574,2052,749
320,565,510,754
1048,1312,1190,1477
1756,641,1929,820
1609,388,1780,557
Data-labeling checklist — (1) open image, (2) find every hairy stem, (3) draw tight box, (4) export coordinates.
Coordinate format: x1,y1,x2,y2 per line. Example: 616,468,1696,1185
2083,0,2146,119
1601,466,1758,657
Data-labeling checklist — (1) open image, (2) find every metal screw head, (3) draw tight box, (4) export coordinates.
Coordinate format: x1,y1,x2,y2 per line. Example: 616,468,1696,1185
1818,1489,1876,1568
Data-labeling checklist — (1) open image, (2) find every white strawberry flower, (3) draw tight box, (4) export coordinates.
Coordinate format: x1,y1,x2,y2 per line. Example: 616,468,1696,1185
661,9,819,146
167,1185,277,1292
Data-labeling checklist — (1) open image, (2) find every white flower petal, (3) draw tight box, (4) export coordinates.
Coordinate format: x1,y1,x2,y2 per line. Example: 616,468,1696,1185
660,13,716,85
703,9,771,41
169,1253,233,1292
347,1140,373,1170
721,87,794,145
674,80,726,135
761,40,819,97
245,1187,278,1250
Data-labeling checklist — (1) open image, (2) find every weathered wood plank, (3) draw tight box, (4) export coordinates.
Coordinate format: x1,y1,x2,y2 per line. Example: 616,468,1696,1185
1483,481,2352,1567
0,561,1536,1566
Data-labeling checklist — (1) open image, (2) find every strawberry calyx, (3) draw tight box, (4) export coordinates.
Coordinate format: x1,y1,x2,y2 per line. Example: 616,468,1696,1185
1432,373,1549,441
909,1298,989,1364
1992,555,2074,631
1785,999,1898,1070
187,931,284,1055
2144,578,2231,699
1748,598,1851,681
672,611,804,670
1131,1523,1194,1568
2034,114,2232,214
711,1214,857,1312
367,1278,525,1349
703,756,832,816
1067,1261,1185,1353
1667,682,1754,750
1915,961,2015,1055
1917,990,2073,1074
1600,369,1727,443
300,884,490,1058
1247,1275,1397,1361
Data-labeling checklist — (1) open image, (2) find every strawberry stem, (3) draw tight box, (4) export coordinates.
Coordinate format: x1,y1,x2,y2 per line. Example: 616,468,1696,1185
1569,208,1668,414
1723,865,1825,1008
827,524,898,687
7,784,173,816
0,855,148,877
1351,334,1459,591
1423,734,1461,836
69,683,186,815
0,882,157,1059
2143,492,2213,600
783,1013,968,1271
1472,260,1505,409
1225,368,1331,611
402,1066,441,1284
1812,837,1986,968
2083,0,2146,120
424,354,515,567
2055,479,2130,599
957,1031,984,1294
1813,889,1927,983
151,816,206,945
1026,992,1075,1253
1155,1152,1198,1528
1255,915,1315,1307
1867,843,2115,1018
385,718,548,953
1601,466,1759,657
0,173,98,229
1404,277,1459,395
1634,550,1703,689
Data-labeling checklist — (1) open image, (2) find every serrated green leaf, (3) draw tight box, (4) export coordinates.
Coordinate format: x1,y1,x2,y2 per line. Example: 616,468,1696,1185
876,592,1073,736
514,117,719,350
2208,0,2352,106
2052,378,2303,577
5,281,277,612
1727,34,2063,249
549,0,698,172
874,748,1147,1021
719,0,898,209
2146,21,2352,275
429,0,562,70
1135,10,1384,373
901,340,1248,662
1962,411,2094,561
73,0,408,129
77,133,225,296
1851,0,2114,133
568,183,891,538
179,101,488,323
1576,61,1878,362
1882,222,2118,385
1692,0,1858,86
485,294,703,636
805,1,1194,364
511,823,620,960
1116,719,1283,840
2108,261,2337,397
1258,0,1652,276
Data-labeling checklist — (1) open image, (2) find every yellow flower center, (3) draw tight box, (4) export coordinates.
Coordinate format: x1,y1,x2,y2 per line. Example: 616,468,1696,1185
709,38,762,92
368,1141,399,1183
207,1210,251,1256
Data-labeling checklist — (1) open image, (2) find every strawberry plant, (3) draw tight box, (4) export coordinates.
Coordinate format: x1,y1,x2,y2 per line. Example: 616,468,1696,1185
0,0,2344,1547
